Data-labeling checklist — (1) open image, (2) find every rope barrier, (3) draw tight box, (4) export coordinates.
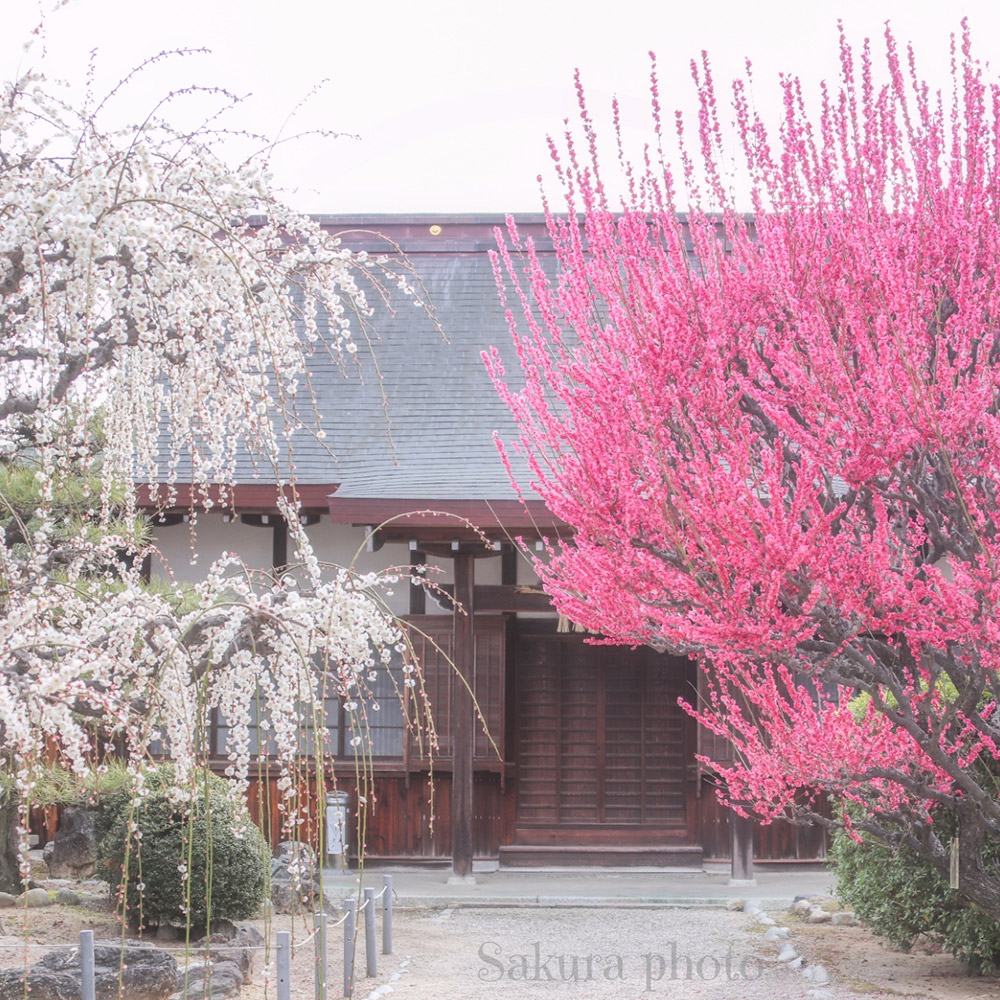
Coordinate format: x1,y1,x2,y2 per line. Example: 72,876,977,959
293,928,318,948
150,942,273,955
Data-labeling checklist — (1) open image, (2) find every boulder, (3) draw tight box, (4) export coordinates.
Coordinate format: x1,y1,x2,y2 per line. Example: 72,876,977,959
0,941,177,1000
19,888,52,907
234,924,264,949
776,943,798,963
172,959,244,999
54,888,80,906
211,947,253,985
0,893,15,909
270,841,320,914
189,924,256,985
42,807,98,880
803,964,831,984
271,841,318,883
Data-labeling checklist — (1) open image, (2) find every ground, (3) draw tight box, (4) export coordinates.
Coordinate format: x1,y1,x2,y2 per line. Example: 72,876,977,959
0,871,998,999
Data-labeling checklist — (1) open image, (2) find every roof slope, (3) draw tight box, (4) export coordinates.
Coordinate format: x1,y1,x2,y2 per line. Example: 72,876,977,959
157,215,551,503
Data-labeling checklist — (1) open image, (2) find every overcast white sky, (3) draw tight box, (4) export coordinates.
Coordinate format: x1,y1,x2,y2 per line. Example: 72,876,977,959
4,0,1000,215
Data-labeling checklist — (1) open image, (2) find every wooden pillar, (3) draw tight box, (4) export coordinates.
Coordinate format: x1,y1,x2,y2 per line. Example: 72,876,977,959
500,544,517,587
409,548,426,616
730,807,756,885
451,552,475,880
272,517,288,575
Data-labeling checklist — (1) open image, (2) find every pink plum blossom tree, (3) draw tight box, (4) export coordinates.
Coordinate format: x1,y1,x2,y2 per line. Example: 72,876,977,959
488,22,1000,917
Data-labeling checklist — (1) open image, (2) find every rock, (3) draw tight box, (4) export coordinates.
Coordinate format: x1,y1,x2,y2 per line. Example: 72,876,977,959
763,926,790,940
54,888,80,906
806,906,832,924
156,924,181,942
726,897,745,911
757,914,775,926
19,888,51,907
235,924,264,949
42,807,98,880
776,943,798,963
173,959,244,999
270,840,320,914
212,947,253,985
0,893,15,909
78,892,111,910
271,840,317,876
792,898,812,916
208,919,238,941
0,941,178,1000
803,963,831,984
832,911,858,926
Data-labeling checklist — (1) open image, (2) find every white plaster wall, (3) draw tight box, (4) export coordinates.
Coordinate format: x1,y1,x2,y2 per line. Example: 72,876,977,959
151,513,537,618
151,515,273,584
302,518,412,617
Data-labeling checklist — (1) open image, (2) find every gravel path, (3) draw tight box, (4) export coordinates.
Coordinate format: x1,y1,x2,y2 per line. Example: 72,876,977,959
340,906,822,1000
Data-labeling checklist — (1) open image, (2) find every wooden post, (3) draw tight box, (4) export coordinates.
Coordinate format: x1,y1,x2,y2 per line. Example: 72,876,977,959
409,548,426,615
730,807,756,885
451,551,475,880
272,517,288,575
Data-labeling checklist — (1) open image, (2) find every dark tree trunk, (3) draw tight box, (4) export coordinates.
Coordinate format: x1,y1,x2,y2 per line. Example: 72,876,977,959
0,796,23,894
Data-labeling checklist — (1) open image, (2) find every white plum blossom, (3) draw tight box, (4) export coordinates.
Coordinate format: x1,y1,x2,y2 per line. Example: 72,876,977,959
0,56,423,858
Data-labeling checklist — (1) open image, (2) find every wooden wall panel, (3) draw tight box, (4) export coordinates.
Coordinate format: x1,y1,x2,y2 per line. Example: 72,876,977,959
695,783,830,861
233,767,504,861
514,631,690,834
404,615,506,764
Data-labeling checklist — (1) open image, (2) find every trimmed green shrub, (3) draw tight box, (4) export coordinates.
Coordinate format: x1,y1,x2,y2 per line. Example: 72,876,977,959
96,765,267,927
831,816,1000,973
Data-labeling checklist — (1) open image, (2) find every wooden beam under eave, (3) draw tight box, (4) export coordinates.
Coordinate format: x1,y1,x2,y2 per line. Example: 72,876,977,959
437,584,553,613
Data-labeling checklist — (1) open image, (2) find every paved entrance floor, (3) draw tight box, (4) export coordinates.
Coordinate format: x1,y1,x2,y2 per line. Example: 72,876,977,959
322,864,834,910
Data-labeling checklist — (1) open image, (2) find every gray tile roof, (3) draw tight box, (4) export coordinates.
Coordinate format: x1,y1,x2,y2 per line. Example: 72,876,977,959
158,216,551,502
301,245,533,499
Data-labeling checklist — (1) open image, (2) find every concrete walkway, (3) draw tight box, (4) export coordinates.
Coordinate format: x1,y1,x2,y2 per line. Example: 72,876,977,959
321,864,835,911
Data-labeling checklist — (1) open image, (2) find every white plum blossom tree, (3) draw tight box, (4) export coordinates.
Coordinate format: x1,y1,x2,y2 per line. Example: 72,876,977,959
0,56,416,891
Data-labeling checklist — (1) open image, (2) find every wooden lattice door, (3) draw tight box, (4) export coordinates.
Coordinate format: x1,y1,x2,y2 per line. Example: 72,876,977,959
515,632,691,835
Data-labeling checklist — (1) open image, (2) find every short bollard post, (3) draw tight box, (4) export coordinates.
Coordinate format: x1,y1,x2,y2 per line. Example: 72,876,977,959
277,930,292,1000
79,929,95,1000
382,875,393,955
343,898,356,998
364,887,377,977
315,911,329,1000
